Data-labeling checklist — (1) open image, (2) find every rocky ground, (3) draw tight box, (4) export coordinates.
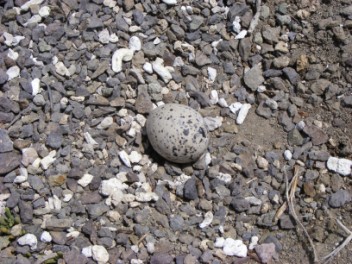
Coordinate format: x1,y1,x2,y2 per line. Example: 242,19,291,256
0,0,352,263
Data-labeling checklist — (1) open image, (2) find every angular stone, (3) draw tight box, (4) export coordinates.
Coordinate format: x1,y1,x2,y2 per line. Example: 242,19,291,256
0,151,21,175
0,129,13,152
244,64,264,91
303,125,328,145
45,218,73,231
328,190,352,208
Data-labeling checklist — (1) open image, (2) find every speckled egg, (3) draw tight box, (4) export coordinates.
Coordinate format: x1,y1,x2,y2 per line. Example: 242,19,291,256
146,103,209,163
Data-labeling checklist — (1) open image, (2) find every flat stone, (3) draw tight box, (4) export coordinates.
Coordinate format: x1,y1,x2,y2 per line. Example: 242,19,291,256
342,95,352,108
255,243,276,263
46,131,63,149
328,190,352,208
244,64,264,91
0,151,21,175
0,129,13,152
183,177,198,200
303,125,328,145
310,79,331,96
287,128,304,146
45,218,73,231
283,67,300,85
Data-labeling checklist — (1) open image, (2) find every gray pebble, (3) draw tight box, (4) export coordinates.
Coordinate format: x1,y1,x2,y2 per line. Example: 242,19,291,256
183,177,198,200
0,129,13,153
329,190,352,208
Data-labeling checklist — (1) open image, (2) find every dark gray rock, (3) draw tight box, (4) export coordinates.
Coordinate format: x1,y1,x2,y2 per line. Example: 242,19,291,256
183,177,198,200
244,64,264,91
283,67,300,85
228,3,249,22
86,202,109,218
310,79,331,96
287,128,304,146
63,249,88,264
150,253,173,264
342,95,352,107
279,215,295,229
0,152,21,175
46,130,63,149
230,197,250,212
303,125,328,146
0,129,13,152
329,190,352,208
169,215,184,231
18,200,33,224
0,69,8,84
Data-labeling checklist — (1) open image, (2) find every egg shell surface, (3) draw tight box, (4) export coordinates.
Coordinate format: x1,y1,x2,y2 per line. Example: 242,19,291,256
146,104,209,163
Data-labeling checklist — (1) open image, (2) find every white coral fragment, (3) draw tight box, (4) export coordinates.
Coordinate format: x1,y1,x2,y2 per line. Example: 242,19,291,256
152,58,173,83
112,48,134,73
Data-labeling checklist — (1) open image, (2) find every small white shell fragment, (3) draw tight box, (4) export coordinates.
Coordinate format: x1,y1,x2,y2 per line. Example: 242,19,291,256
204,116,223,131
84,132,99,145
236,103,251,125
39,6,51,17
119,150,132,167
82,246,92,258
55,62,70,76
92,245,109,264
235,30,248,39
24,14,42,26
232,16,241,33
13,167,28,183
7,48,19,60
209,90,219,105
31,78,41,95
248,236,259,250
17,234,38,250
199,211,213,228
218,98,228,107
135,192,159,202
229,102,242,114
109,33,119,43
40,231,52,242
98,29,110,44
78,173,94,187
129,151,142,164
162,0,177,5
296,120,306,131
153,37,161,45
214,237,225,248
208,67,217,82
48,195,61,210
100,178,128,197
40,150,56,170
257,85,266,93
256,156,269,170
112,48,134,73
216,173,232,183
21,0,44,11
223,238,248,257
245,196,262,205
152,58,173,83
97,116,113,129
6,66,20,80
327,157,352,176
143,62,153,74
3,32,14,46
103,0,116,8
284,150,292,161
129,36,142,51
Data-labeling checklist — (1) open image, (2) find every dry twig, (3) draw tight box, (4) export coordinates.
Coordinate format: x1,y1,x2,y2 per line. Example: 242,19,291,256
321,211,352,264
284,165,319,263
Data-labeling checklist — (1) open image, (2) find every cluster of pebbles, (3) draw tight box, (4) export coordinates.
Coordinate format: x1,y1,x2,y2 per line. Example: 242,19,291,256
0,0,352,263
